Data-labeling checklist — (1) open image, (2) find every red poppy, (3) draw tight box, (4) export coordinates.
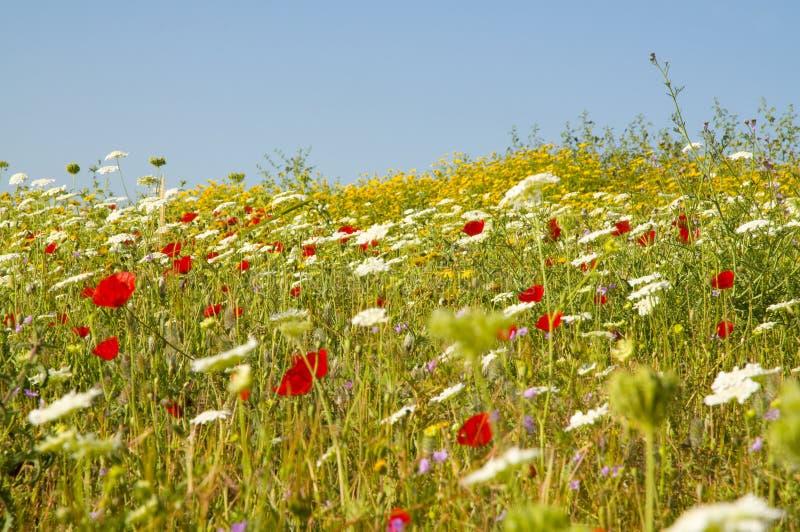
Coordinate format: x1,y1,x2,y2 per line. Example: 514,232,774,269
611,220,631,236
80,286,95,298
92,336,119,361
497,324,518,341
243,206,253,214
204,304,222,317
359,240,379,252
580,259,598,272
548,218,562,241
637,230,656,247
387,508,412,530
268,241,284,253
274,349,328,396
678,226,700,244
49,313,68,326
239,389,250,402
45,242,58,254
535,311,563,332
164,400,183,418
232,307,244,318
237,260,250,272
3,314,18,327
593,294,608,305
457,412,493,447
205,251,219,261
180,212,198,223
463,220,485,237
161,242,182,257
92,272,136,308
302,245,316,258
518,285,544,303
221,285,229,293
72,326,90,338
171,256,192,274
376,296,387,307
290,285,301,297
716,321,734,339
710,270,735,290
338,225,358,243
226,216,238,226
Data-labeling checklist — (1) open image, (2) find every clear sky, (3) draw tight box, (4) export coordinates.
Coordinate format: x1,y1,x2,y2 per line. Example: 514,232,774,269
2,1,798,194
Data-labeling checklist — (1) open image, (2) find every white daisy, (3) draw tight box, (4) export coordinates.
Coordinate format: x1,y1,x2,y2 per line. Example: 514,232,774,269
27,388,102,425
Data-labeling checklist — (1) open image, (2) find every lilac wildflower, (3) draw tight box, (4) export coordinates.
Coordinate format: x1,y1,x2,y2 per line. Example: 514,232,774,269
750,437,763,453
432,450,448,463
600,465,610,477
764,409,780,421
425,360,437,373
24,388,38,398
523,416,536,435
568,479,580,491
417,457,431,475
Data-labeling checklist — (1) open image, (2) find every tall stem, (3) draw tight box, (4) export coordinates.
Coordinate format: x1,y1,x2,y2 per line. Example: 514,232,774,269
644,427,656,532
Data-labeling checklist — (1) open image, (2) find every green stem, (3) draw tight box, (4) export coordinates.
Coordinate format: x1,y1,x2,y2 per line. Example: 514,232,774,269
645,427,656,532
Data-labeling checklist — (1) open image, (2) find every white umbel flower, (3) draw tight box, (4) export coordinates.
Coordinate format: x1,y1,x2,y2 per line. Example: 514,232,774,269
190,336,258,373
104,150,129,160
380,404,416,425
27,388,102,425
565,402,609,432
665,493,783,532
727,151,754,161
351,308,388,327
766,299,800,312
704,363,781,406
9,172,28,185
460,447,541,486
352,257,391,277
429,382,465,404
189,409,231,425
735,219,771,234
96,165,118,175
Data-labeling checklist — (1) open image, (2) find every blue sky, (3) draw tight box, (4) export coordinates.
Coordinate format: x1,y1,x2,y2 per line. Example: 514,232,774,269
2,1,798,194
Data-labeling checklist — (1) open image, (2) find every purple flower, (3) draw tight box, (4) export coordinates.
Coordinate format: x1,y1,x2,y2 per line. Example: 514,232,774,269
523,416,536,435
711,289,721,297
417,458,431,475
425,360,437,373
750,437,763,453
572,450,586,463
393,323,408,333
388,518,407,532
510,326,528,340
523,387,538,399
568,479,580,491
145,253,154,262
611,465,622,478
230,519,247,532
597,286,608,296
23,315,33,324
764,409,780,421
24,388,38,398
495,510,506,522
73,250,81,259
344,380,353,390
600,465,610,477
432,450,448,463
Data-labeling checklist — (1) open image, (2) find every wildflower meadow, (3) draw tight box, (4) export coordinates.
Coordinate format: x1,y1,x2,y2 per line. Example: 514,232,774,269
3,59,800,530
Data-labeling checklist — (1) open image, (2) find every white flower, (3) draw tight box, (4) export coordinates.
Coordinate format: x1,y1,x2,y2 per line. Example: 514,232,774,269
562,312,592,325
0,253,22,265
565,402,609,431
704,363,781,406
96,165,118,175
577,362,597,376
682,141,703,154
30,178,55,188
571,252,599,268
52,271,96,290
665,493,783,532
27,388,102,425
628,281,671,300
104,150,129,160
753,321,777,334
727,151,754,161
460,447,541,486
498,172,561,208
627,272,662,287
190,336,258,373
633,295,660,316
429,382,465,404
766,299,800,312
581,331,616,341
352,256,391,277
9,172,28,185
491,292,515,304
503,301,537,317
29,366,73,386
227,365,252,394
351,308,388,327
735,219,771,234
380,403,416,425
354,223,393,245
578,227,615,244
269,309,310,322
189,409,231,425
